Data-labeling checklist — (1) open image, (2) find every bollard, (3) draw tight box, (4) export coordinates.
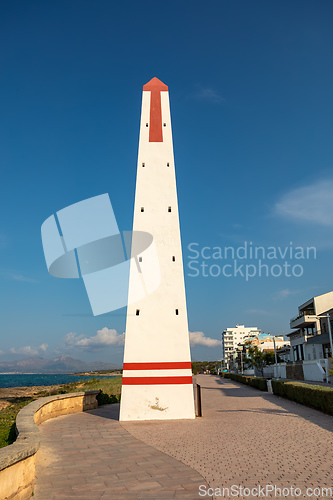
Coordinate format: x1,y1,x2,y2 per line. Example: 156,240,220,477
267,379,273,393
196,383,202,417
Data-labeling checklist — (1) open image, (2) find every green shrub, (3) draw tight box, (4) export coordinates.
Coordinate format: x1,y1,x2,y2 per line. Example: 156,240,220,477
0,398,34,449
96,390,121,406
220,372,267,391
271,380,333,415
248,376,267,391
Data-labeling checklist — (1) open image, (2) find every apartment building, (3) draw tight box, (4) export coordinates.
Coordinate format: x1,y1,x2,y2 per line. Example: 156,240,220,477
288,291,333,361
221,324,261,366
255,336,290,352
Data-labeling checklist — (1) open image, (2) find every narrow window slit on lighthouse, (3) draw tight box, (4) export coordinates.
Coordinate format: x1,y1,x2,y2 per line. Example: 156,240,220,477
163,123,166,127
136,309,140,316
168,206,172,212
146,123,148,127
175,309,179,315
172,256,175,262
142,163,145,167
139,257,142,262
141,207,144,212
167,163,170,167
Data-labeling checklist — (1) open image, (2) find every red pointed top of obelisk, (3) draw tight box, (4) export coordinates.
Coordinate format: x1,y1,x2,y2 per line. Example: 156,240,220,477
143,77,168,91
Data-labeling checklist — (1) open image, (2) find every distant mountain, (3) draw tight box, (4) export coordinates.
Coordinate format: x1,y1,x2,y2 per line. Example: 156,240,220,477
0,355,120,374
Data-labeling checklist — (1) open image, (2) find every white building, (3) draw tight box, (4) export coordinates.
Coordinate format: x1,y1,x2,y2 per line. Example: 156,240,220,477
222,324,261,365
288,291,333,361
256,337,290,353
120,78,195,421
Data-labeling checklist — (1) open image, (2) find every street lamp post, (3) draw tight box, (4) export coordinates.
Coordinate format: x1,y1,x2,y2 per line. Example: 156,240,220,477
237,343,245,374
325,313,333,359
273,336,279,379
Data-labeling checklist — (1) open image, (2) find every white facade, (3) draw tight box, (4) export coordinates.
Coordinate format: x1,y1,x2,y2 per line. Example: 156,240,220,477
272,359,332,383
222,324,261,364
288,291,333,361
120,78,195,421
256,338,290,352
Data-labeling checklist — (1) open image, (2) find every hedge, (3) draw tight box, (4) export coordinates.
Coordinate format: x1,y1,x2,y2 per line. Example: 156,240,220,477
96,390,121,406
220,372,267,391
271,380,333,415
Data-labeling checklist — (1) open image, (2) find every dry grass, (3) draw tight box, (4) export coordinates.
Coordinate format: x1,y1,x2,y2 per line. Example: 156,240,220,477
0,377,122,448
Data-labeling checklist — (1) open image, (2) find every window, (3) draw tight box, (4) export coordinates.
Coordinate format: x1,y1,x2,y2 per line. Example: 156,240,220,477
167,163,170,167
142,163,145,167
168,206,172,212
300,344,304,360
139,257,142,262
163,123,166,127
175,309,179,315
146,123,148,127
141,207,144,212
172,256,175,262
136,309,140,316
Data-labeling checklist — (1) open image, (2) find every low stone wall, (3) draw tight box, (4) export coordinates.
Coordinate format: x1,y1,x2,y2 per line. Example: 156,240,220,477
0,390,99,500
273,360,331,383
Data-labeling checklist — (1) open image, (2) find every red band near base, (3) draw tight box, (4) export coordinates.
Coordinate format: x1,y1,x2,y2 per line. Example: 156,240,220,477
122,376,193,385
123,362,191,370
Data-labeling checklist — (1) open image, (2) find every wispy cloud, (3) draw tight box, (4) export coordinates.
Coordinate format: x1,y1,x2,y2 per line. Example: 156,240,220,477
8,273,38,283
189,331,220,347
66,329,219,350
10,344,48,356
192,86,225,104
275,179,333,226
0,350,4,356
1,270,38,283
64,328,125,350
274,288,300,300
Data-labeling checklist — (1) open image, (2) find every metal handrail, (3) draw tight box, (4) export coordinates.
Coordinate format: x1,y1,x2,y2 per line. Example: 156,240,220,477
290,310,316,323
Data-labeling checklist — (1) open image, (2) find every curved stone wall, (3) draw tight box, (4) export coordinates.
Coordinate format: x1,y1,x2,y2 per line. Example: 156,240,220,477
0,390,99,500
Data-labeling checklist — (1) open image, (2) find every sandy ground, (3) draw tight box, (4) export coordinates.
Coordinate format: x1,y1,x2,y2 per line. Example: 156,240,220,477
0,384,70,410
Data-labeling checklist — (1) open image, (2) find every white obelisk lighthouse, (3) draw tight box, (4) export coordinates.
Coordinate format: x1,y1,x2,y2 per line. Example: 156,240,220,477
119,77,195,421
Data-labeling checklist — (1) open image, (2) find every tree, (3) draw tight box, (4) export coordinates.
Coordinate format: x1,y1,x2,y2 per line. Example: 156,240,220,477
246,345,265,376
191,361,220,375
245,345,280,376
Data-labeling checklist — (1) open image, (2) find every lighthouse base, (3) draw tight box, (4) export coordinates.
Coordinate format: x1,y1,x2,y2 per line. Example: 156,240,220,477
119,384,196,421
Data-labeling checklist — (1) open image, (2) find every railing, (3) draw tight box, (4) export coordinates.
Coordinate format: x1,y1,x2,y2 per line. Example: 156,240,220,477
290,310,316,323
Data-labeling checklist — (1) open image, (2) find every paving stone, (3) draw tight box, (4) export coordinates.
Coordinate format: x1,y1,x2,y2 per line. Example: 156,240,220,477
34,402,208,499
123,375,333,499
34,376,333,499
126,480,162,491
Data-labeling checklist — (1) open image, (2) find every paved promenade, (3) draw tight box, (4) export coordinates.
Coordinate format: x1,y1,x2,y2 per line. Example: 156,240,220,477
34,375,333,499
33,403,208,499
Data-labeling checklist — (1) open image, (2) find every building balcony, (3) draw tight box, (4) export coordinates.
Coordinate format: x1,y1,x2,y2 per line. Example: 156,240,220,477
290,310,316,329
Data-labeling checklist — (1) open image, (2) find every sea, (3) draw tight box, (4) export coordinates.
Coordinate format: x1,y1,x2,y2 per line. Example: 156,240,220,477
0,373,119,389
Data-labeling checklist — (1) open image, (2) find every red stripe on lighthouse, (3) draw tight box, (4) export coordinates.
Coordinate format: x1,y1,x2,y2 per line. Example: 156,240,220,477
123,362,191,370
122,376,193,385
143,77,168,142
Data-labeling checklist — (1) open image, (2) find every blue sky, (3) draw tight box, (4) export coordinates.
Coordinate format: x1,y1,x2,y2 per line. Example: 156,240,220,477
1,0,333,365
